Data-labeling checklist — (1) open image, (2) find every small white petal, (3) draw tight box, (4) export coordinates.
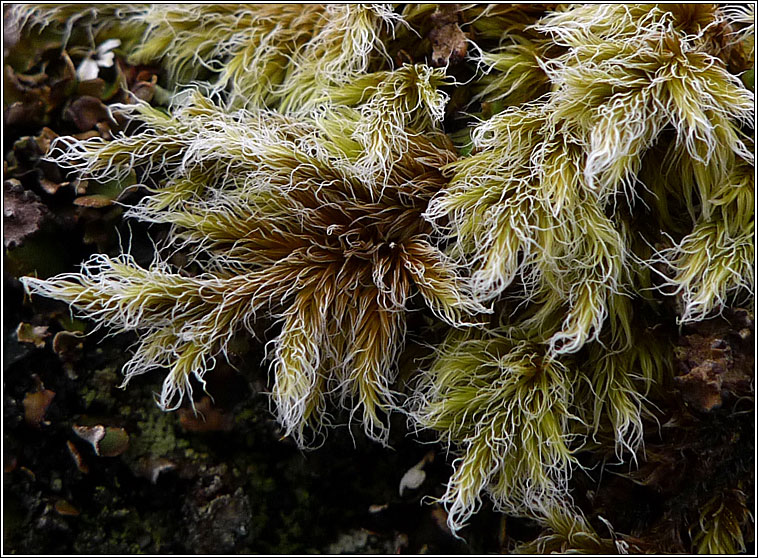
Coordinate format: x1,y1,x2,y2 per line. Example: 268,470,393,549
399,465,426,496
97,38,121,55
97,51,115,68
76,58,100,81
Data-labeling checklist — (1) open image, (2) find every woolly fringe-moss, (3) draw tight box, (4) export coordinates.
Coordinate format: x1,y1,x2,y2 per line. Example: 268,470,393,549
16,3,754,548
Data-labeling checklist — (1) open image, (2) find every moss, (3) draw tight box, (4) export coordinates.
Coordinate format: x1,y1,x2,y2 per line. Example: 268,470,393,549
127,406,188,459
8,3,755,554
80,367,120,410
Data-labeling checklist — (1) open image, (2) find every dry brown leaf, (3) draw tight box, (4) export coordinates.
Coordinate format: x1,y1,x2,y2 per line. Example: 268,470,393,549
23,389,56,427
16,322,50,348
429,4,468,67
179,396,234,432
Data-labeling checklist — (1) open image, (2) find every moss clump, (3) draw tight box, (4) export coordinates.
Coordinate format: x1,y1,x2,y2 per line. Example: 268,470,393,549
12,3,754,552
